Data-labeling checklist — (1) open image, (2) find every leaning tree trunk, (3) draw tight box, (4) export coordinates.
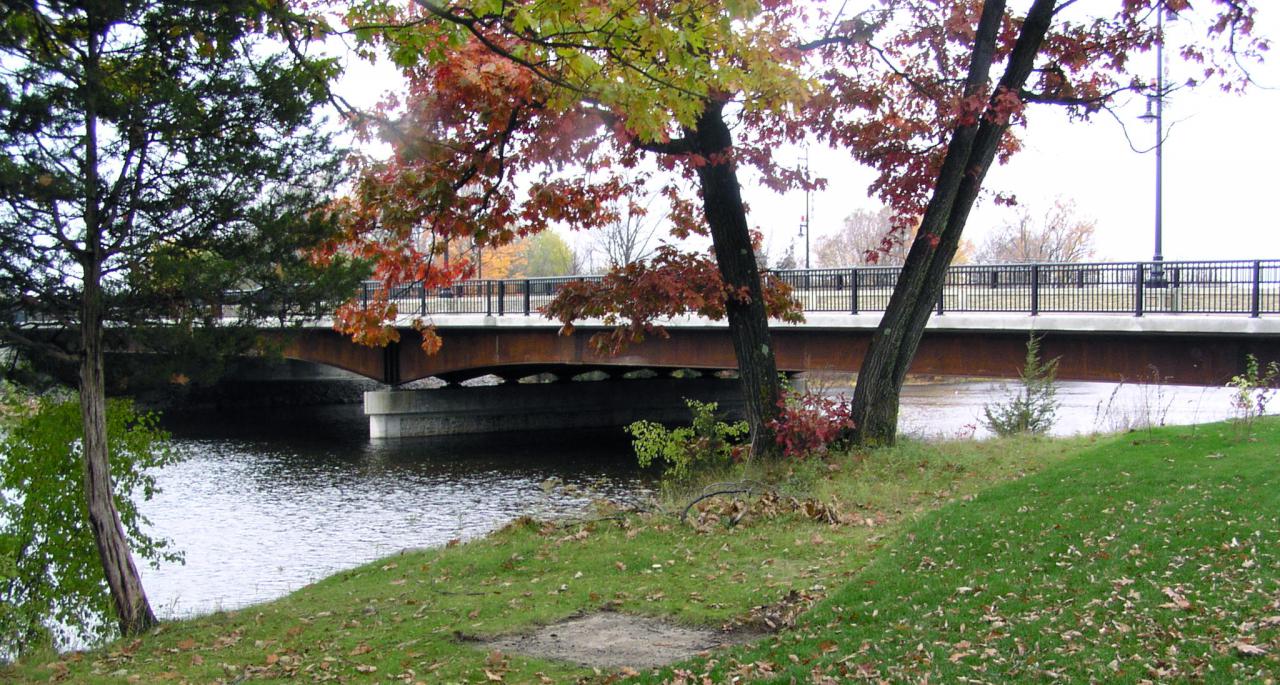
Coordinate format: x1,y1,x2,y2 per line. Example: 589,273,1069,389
78,273,159,636
79,19,159,636
691,100,783,458
850,0,1057,445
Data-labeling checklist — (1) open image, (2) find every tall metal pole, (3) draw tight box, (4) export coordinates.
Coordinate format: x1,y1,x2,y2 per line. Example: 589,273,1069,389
803,146,811,269
1152,9,1166,284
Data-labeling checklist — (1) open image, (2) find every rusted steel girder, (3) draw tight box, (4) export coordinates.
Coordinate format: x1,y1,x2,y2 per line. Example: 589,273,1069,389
273,326,1277,387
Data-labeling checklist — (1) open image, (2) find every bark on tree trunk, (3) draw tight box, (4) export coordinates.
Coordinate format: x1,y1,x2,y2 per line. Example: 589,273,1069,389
850,0,1057,445
78,277,159,636
79,14,158,636
690,100,782,458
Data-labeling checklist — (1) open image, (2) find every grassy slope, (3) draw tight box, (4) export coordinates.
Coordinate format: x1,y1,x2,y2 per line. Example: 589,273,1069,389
5,421,1278,683
643,420,1280,683
4,434,1080,683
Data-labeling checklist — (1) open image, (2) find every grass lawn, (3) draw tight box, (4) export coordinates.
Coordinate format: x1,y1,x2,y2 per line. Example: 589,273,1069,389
639,420,1280,684
4,420,1278,683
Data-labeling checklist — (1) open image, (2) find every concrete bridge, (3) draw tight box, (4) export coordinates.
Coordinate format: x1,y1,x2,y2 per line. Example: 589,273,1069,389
208,259,1280,436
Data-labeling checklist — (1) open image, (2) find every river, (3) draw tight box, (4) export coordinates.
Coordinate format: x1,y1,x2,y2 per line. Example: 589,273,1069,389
142,379,1245,619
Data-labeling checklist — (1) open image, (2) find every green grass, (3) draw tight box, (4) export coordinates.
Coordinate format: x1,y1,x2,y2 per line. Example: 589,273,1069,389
5,422,1278,683
639,420,1280,683
3,434,1077,683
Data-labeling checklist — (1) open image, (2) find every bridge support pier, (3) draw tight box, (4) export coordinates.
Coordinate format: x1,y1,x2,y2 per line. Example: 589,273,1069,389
364,377,744,438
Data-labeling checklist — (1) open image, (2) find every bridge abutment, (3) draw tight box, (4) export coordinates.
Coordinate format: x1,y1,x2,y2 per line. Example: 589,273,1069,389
364,376,745,438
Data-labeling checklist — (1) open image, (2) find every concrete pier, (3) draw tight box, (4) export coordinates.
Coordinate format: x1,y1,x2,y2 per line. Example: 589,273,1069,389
364,377,744,438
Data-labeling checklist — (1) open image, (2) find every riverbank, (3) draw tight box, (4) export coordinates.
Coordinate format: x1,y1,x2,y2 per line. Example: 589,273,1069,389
6,419,1278,683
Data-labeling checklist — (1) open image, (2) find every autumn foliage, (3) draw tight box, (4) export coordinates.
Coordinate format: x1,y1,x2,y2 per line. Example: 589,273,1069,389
545,245,802,354
330,0,1264,448
769,390,856,460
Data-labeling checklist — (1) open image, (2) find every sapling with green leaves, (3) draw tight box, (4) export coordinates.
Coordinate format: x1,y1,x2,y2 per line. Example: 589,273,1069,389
628,400,748,486
1227,354,1278,436
0,397,180,655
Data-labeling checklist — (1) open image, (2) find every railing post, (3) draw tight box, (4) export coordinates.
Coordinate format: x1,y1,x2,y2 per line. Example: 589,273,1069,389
497,281,506,316
523,279,531,316
849,268,859,314
1135,263,1145,317
485,280,493,316
1251,260,1262,318
361,282,369,309
1030,264,1040,316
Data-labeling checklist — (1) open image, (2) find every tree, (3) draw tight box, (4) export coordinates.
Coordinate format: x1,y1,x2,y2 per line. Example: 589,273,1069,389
592,191,663,270
815,207,905,267
974,198,1096,263
0,0,352,636
1,396,179,654
815,0,1262,445
337,0,810,456
522,231,576,277
336,0,1262,451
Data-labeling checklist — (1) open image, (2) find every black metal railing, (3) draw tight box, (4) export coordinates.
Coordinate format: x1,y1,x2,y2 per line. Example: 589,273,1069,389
353,258,1280,319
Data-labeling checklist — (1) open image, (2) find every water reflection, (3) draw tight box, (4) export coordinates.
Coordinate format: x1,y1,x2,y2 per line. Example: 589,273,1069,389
146,407,646,618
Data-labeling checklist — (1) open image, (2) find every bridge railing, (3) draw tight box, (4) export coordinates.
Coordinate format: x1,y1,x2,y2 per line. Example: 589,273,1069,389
356,258,1280,319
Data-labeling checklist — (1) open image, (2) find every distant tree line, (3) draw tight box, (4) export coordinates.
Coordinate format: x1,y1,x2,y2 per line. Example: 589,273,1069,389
813,199,1095,269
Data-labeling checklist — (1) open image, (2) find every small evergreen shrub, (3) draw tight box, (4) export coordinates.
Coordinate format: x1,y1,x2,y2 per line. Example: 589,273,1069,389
983,334,1060,437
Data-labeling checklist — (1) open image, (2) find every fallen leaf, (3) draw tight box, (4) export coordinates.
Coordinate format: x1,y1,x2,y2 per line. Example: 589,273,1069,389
1160,586,1192,610
1234,642,1268,657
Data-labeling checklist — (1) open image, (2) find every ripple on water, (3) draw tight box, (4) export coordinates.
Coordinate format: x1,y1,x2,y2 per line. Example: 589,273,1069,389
141,414,647,618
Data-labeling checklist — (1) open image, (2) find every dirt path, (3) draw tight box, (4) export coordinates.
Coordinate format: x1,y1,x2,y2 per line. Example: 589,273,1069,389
483,612,753,669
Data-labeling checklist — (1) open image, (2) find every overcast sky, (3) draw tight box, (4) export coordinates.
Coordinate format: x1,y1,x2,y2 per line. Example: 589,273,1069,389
334,3,1280,266
759,5,1280,264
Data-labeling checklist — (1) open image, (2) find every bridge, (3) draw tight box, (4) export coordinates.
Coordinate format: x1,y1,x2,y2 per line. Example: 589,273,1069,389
255,258,1280,437
274,258,1279,387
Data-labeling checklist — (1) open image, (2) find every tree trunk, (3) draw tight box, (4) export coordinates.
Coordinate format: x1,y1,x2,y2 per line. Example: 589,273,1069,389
850,0,1057,445
78,276,159,636
80,15,159,636
690,100,782,458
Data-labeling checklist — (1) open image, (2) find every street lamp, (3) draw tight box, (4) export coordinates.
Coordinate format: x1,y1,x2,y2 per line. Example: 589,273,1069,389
797,146,811,269
1138,8,1169,287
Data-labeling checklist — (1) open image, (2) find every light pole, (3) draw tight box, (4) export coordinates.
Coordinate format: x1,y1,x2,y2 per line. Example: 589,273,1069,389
797,146,811,269
1138,7,1168,286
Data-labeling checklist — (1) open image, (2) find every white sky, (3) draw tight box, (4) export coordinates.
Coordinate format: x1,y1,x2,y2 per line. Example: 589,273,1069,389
333,3,1280,266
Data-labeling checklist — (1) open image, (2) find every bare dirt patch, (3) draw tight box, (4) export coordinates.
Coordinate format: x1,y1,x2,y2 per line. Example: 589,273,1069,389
483,612,755,669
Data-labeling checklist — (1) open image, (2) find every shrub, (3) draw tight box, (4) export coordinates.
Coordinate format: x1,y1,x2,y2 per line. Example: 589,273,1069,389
0,396,182,655
769,389,854,459
983,334,1060,437
628,400,748,484
1227,354,1278,435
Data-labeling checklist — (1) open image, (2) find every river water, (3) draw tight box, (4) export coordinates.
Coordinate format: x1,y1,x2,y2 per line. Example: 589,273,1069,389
142,379,1245,619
